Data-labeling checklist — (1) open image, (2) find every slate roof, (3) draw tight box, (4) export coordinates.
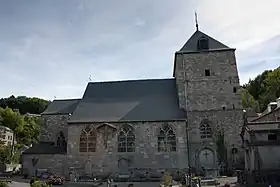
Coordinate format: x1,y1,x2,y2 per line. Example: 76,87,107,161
247,121,280,131
22,142,66,154
41,99,80,115
68,78,186,123
179,30,231,52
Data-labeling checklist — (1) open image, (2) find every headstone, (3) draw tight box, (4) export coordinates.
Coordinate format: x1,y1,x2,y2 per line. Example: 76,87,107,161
198,149,214,168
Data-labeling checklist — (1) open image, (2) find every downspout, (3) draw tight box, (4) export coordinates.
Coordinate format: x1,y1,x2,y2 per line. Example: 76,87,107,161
185,119,192,187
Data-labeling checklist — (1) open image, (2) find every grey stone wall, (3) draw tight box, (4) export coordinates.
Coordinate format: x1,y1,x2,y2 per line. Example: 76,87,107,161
175,50,242,111
22,154,68,176
40,114,70,142
67,121,189,175
174,50,244,169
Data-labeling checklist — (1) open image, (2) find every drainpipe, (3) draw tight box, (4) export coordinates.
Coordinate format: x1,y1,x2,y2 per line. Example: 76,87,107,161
185,120,192,187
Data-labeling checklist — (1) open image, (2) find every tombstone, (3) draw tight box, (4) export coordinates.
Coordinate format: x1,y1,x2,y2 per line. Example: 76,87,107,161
198,149,215,168
84,160,92,175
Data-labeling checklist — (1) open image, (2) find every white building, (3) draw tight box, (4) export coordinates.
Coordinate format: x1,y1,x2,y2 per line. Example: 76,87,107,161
0,126,14,146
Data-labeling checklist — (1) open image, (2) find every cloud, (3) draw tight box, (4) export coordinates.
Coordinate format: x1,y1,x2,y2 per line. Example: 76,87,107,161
0,0,279,99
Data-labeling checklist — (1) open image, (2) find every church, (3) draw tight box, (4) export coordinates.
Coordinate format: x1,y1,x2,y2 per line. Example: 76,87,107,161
22,26,244,178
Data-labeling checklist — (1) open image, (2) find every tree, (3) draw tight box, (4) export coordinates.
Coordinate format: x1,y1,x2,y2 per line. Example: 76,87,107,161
0,96,50,115
240,88,260,112
242,66,280,112
0,107,41,146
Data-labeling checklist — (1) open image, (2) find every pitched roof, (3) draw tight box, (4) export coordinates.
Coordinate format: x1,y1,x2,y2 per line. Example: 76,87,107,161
179,30,231,52
23,141,66,154
41,99,80,115
68,78,186,123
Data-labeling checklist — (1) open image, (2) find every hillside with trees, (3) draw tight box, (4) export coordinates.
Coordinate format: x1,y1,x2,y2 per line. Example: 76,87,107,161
241,66,280,113
0,96,49,164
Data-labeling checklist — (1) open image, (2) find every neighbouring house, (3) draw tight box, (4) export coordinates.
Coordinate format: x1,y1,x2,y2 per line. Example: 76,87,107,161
0,126,14,146
22,25,244,179
251,97,280,122
239,115,280,186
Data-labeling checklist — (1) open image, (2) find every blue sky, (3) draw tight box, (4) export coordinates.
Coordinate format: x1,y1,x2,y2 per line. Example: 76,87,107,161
0,0,279,100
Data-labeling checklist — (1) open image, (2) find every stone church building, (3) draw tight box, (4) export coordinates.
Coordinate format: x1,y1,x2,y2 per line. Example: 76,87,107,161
22,28,244,178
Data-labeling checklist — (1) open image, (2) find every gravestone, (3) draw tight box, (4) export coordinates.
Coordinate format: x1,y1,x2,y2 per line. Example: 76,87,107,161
198,149,214,168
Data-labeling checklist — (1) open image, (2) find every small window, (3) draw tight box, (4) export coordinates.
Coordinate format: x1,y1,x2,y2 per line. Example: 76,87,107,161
222,106,226,111
197,38,209,50
233,87,237,93
277,117,280,121
268,133,277,141
232,104,235,109
205,69,210,76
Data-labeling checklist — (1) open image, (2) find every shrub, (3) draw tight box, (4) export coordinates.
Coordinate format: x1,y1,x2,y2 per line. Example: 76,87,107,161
30,181,50,187
0,182,8,187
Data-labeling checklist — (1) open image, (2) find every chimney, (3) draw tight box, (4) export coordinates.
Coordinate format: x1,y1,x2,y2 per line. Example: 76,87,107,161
277,97,280,108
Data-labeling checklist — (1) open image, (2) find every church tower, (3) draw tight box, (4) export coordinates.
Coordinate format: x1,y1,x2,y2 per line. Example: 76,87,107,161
174,23,244,170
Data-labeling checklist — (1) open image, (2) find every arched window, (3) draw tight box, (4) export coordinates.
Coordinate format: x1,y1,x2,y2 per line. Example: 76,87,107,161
79,126,97,152
56,131,67,151
118,124,135,152
200,119,212,139
157,123,176,152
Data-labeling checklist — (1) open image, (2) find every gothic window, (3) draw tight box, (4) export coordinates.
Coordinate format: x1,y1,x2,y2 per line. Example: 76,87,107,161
157,123,176,152
197,37,209,50
79,126,97,152
200,119,212,139
117,124,135,152
232,147,238,164
56,131,67,151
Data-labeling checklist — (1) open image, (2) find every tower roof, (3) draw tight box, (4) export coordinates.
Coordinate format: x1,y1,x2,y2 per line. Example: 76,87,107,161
179,30,231,52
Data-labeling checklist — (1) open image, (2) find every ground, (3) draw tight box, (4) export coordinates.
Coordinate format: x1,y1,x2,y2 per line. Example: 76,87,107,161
8,176,240,187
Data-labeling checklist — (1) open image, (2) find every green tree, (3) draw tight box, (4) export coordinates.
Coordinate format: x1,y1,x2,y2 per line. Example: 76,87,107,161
240,88,260,112
0,96,49,114
242,66,280,112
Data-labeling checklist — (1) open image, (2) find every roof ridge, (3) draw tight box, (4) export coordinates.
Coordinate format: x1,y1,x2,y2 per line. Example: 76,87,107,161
53,98,81,102
88,78,175,84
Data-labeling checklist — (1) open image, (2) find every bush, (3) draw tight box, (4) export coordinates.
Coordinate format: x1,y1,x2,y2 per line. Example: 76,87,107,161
30,181,50,187
0,182,8,187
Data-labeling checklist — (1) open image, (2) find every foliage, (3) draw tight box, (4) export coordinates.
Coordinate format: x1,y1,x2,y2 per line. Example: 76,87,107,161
215,130,227,165
240,88,260,112
0,182,8,187
31,181,50,187
0,95,49,115
161,172,172,187
242,67,280,112
0,107,41,146
0,144,21,164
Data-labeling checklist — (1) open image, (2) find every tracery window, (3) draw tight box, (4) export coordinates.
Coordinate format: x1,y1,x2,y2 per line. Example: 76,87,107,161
200,119,212,139
157,123,176,152
56,131,67,151
117,124,135,152
79,126,97,152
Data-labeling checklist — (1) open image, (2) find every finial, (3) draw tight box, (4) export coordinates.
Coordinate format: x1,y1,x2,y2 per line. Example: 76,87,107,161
195,11,199,31
88,75,92,82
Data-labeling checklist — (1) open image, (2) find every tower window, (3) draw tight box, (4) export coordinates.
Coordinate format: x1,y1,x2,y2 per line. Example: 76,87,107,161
232,104,235,109
205,69,210,76
233,87,237,93
197,38,209,50
268,133,277,141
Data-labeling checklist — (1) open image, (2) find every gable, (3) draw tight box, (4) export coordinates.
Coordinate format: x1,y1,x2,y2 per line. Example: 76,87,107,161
179,30,231,52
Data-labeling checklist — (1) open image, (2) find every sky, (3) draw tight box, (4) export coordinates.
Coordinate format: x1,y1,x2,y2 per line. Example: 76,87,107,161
0,0,279,100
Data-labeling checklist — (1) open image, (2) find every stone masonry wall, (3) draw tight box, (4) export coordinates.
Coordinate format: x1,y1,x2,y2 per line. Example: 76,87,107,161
66,121,189,175
22,154,68,176
174,50,244,168
175,50,242,111
40,114,69,142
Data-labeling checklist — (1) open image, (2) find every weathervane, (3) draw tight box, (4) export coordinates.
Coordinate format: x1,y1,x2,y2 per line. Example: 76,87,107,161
195,11,199,31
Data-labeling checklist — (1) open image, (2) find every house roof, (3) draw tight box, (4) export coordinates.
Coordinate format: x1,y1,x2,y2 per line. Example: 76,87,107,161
68,78,186,123
247,121,280,131
251,107,280,122
41,99,80,115
22,142,66,154
179,30,231,52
